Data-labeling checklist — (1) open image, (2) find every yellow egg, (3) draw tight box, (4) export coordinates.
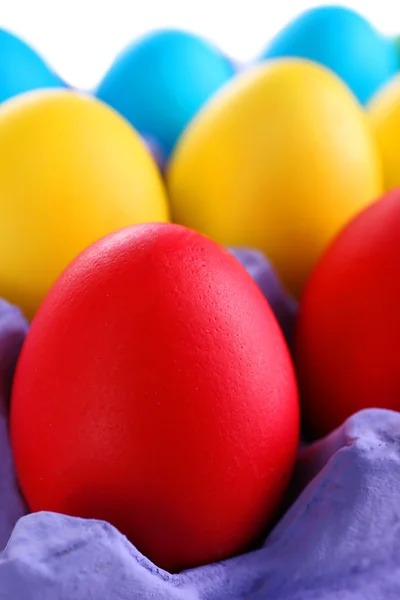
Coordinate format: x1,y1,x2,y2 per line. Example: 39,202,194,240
167,59,383,298
368,74,400,192
0,89,169,319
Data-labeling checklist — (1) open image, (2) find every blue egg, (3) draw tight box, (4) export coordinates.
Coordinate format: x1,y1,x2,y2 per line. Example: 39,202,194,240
0,29,66,104
259,5,398,104
95,29,236,157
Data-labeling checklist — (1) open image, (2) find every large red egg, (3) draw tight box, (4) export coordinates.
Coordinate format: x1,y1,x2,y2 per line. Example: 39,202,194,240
10,223,299,571
295,188,400,439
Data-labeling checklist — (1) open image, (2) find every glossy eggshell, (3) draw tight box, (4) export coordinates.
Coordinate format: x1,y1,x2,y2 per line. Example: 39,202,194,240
10,223,299,572
0,28,66,103
295,187,400,439
167,60,383,299
95,29,236,158
0,89,168,320
259,6,398,104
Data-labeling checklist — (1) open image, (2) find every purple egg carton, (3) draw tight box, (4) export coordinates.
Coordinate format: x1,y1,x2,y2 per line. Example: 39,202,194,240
0,251,399,599
228,247,298,348
141,134,167,173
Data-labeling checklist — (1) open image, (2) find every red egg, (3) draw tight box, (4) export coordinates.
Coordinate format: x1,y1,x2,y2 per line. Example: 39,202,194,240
295,188,400,439
10,223,299,571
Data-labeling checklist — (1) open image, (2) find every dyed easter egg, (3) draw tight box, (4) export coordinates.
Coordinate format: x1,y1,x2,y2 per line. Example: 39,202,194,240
259,6,397,104
295,188,400,439
368,74,400,191
10,223,299,572
95,29,236,158
0,28,65,103
167,60,383,298
394,34,400,65
0,89,168,320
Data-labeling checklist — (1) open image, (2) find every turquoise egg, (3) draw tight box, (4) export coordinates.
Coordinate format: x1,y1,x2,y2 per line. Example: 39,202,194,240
95,29,236,158
0,29,66,103
394,35,400,67
259,5,398,104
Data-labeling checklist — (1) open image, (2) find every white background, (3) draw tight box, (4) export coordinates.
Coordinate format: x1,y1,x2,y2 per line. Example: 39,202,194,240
0,0,398,89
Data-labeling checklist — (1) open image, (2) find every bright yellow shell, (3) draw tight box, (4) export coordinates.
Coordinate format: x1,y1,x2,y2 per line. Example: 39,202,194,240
0,89,169,319
167,59,383,298
368,74,400,192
